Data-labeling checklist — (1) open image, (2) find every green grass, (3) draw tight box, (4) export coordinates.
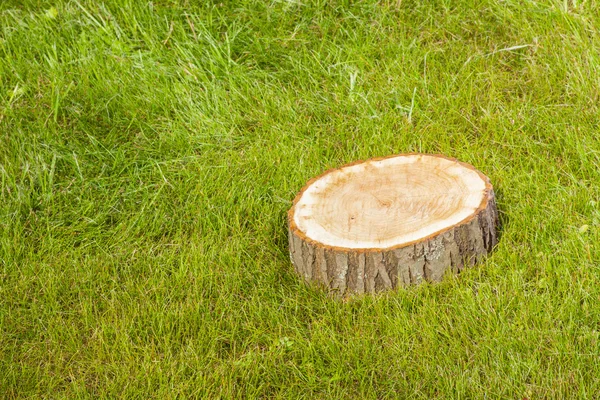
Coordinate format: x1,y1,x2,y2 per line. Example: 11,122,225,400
1,0,600,398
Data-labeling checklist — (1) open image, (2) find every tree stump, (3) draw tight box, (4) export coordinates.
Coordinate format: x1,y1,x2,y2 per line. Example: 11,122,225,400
287,154,499,295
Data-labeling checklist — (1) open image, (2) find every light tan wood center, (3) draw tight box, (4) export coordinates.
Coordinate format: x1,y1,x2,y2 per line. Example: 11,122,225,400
292,154,487,249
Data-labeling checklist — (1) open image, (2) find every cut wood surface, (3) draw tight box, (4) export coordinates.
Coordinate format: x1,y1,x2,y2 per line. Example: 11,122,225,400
287,154,499,295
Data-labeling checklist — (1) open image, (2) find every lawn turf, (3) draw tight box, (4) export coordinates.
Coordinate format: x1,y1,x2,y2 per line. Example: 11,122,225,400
1,0,600,398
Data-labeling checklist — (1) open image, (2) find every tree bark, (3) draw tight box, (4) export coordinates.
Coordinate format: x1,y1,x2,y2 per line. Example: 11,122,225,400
287,154,499,295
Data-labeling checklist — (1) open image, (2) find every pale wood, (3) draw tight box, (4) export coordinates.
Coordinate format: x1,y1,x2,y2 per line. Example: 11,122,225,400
287,154,499,295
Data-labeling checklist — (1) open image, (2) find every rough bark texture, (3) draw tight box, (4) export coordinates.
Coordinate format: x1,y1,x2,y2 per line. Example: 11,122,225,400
288,189,499,296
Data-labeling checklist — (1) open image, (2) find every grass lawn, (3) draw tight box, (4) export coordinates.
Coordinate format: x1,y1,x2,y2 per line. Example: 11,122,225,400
2,0,600,398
